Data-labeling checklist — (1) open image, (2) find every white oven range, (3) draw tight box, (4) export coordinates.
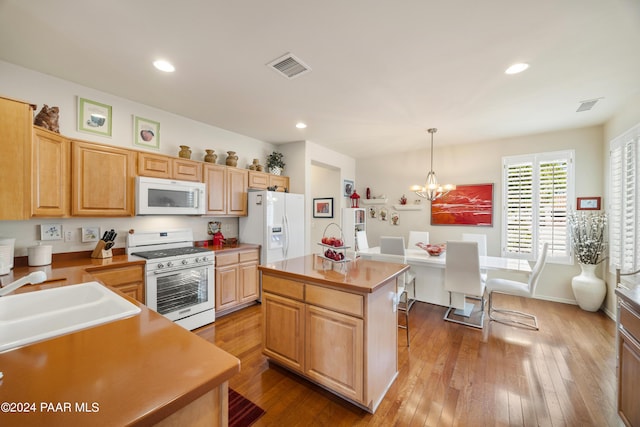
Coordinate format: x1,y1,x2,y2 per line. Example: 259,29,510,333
126,229,215,330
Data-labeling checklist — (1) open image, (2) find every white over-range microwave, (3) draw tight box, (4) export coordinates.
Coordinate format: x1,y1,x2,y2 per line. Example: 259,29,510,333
136,176,206,215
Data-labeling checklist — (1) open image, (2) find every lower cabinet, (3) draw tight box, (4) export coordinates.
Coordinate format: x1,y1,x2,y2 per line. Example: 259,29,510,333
618,300,640,427
88,264,145,304
215,248,259,315
262,274,377,407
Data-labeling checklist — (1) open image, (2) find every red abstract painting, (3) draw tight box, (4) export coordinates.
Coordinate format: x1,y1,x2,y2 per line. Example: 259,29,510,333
431,183,493,226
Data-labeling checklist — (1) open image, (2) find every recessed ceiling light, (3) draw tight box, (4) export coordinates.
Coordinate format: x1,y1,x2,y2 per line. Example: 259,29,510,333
296,122,307,129
153,60,175,73
505,63,529,75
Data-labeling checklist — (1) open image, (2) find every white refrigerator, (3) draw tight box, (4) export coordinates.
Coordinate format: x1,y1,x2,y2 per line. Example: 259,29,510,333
239,190,305,264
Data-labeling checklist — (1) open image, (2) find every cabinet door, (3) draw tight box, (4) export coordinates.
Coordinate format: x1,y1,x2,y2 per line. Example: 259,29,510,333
248,171,269,189
215,265,239,310
227,167,248,216
72,141,135,216
138,152,172,178
0,97,32,220
262,292,305,372
305,304,364,402
239,261,259,302
173,158,202,182
619,328,640,427
204,164,227,215
32,127,69,217
269,175,289,192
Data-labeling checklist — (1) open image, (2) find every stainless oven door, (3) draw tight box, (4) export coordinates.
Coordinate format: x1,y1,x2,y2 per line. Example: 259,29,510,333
146,263,214,322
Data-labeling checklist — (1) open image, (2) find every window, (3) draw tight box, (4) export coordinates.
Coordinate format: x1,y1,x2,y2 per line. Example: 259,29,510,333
609,124,640,272
502,150,574,263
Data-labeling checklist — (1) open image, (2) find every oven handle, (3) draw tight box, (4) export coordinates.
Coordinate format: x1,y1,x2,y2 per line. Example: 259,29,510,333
151,263,213,275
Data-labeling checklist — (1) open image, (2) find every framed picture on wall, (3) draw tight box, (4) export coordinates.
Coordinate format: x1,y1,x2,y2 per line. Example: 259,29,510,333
77,97,112,137
133,116,160,150
343,180,354,197
577,197,601,210
313,198,333,218
431,183,493,226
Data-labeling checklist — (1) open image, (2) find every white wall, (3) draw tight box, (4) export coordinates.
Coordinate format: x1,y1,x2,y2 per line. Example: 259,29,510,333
310,164,341,247
0,60,277,256
357,125,605,305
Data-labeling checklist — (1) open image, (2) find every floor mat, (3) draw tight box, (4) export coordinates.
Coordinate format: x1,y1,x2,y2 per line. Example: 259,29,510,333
229,388,265,427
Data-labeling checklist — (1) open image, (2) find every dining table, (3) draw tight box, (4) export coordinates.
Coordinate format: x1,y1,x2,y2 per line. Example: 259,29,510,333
358,247,532,308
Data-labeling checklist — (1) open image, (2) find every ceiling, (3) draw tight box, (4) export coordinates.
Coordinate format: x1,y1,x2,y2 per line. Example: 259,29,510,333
1,0,639,159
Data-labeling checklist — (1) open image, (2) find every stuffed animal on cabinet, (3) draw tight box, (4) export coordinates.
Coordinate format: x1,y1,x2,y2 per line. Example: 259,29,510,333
33,104,60,133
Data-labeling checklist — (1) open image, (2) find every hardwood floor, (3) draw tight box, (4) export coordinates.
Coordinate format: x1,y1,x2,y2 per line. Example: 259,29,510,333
195,294,620,426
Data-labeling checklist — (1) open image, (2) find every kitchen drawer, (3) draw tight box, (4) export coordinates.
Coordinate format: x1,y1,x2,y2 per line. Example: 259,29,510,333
239,249,259,263
620,301,640,343
262,275,304,301
88,265,144,286
305,284,363,318
215,252,239,267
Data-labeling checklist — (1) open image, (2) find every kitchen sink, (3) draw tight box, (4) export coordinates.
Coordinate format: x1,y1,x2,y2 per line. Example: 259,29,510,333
0,281,141,353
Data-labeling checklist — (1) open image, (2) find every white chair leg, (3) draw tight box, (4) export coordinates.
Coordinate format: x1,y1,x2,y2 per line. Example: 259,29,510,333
488,291,539,330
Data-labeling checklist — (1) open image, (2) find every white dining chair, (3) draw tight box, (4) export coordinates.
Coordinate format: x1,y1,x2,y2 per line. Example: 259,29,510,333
407,231,430,249
485,242,548,330
463,233,488,279
443,240,486,329
356,230,369,252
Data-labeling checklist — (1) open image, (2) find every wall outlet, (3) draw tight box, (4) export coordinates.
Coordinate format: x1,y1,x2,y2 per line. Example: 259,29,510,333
64,230,73,242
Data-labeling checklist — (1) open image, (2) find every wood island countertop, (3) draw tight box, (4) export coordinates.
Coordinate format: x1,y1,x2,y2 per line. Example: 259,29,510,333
0,248,246,426
258,254,409,293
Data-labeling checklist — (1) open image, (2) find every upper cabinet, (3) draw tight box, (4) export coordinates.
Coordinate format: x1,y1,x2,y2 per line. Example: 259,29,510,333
71,140,136,216
0,98,70,219
138,152,202,182
248,170,289,192
0,97,33,220
204,164,248,216
31,127,70,217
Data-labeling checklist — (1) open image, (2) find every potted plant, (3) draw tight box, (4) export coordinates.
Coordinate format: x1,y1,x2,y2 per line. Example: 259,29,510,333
266,151,285,175
568,211,607,311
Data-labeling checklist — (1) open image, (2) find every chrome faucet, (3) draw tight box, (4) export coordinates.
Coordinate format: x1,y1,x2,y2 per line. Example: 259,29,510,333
0,271,47,296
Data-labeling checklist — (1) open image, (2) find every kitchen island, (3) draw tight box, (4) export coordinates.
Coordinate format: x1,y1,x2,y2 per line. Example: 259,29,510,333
0,276,240,427
258,254,409,413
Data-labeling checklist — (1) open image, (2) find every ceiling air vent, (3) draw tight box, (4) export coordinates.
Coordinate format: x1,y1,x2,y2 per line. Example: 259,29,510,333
267,53,311,79
576,98,602,112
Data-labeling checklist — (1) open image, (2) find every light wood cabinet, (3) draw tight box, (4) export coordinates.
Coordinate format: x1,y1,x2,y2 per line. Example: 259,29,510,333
214,248,259,315
31,127,70,217
89,264,145,303
305,304,364,401
72,140,136,216
618,300,640,427
138,152,202,182
248,170,289,192
262,274,380,407
262,291,305,372
204,164,248,216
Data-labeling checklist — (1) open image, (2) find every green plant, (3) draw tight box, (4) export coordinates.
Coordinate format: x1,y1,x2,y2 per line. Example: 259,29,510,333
266,151,285,169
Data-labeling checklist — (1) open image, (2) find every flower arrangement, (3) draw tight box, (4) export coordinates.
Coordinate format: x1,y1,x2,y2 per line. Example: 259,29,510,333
567,211,607,265
266,151,285,169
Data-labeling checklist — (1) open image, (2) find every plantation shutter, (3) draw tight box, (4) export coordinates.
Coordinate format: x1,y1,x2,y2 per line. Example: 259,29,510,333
609,124,640,272
503,151,574,263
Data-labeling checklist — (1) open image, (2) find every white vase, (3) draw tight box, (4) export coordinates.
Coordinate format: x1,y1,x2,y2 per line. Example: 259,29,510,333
269,166,282,176
571,263,606,312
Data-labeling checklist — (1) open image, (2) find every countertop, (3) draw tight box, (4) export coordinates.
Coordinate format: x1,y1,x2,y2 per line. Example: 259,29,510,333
258,254,409,293
0,246,248,426
616,285,640,313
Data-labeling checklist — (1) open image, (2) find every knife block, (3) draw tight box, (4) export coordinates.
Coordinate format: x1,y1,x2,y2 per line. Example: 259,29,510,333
91,240,113,259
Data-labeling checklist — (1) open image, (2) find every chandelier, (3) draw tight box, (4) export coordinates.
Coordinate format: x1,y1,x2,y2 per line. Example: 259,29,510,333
410,128,455,201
